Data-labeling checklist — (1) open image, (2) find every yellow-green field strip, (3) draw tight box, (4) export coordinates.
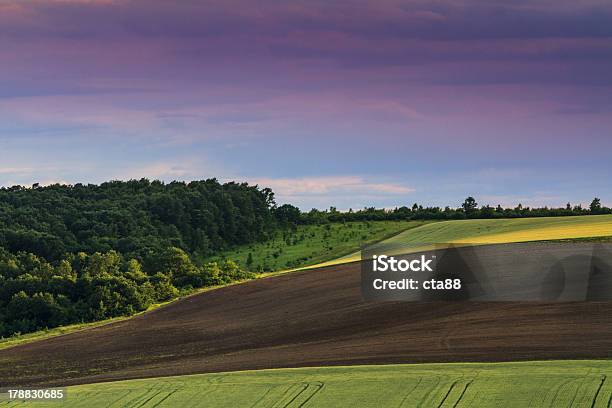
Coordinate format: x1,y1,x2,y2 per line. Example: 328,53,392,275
296,215,612,270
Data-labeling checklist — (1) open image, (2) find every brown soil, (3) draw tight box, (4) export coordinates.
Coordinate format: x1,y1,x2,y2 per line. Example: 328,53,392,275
1,261,611,387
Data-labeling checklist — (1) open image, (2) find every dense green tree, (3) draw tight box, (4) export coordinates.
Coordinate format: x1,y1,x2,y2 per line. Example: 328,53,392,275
0,178,278,261
0,248,249,338
461,197,478,216
275,204,302,226
0,179,273,338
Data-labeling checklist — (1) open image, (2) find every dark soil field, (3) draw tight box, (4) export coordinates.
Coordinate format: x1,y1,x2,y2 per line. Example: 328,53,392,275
1,253,611,387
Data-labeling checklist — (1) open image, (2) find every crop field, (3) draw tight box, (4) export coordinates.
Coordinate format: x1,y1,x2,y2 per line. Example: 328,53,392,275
309,215,612,268
2,252,611,388
384,214,612,245
207,220,426,271
4,360,612,407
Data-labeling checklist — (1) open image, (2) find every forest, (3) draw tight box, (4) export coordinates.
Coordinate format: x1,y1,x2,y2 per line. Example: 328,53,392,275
0,179,272,337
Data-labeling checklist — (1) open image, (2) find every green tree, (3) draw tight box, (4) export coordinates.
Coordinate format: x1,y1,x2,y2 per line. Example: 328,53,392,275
159,247,197,279
590,198,602,214
85,251,122,277
126,259,147,281
461,197,478,215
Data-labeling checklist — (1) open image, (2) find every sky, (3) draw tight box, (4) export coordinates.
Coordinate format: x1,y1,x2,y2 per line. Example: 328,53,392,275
1,0,611,210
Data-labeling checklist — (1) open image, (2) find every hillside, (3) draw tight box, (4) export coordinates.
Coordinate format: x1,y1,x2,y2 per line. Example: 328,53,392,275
383,214,612,246
207,220,427,271
2,252,611,387
305,215,612,268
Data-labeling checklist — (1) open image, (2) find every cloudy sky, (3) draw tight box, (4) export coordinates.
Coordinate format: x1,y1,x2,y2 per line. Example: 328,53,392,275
1,0,611,209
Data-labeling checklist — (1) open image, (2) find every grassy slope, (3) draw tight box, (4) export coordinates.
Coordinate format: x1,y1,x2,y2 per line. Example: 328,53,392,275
305,214,612,268
384,214,612,245
207,220,427,271
6,360,612,407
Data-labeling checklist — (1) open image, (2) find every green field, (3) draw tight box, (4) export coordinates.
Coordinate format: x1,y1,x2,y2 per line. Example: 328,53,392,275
307,215,612,268
382,214,612,246
5,360,612,407
207,220,427,271
207,215,612,271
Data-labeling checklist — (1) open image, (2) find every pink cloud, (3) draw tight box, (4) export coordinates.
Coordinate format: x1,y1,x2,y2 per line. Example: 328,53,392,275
251,176,414,196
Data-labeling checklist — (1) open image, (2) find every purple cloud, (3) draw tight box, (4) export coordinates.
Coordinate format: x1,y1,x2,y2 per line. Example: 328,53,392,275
1,0,611,208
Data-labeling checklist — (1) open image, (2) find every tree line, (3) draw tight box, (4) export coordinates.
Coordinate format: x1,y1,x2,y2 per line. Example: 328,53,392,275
0,178,277,261
276,197,610,224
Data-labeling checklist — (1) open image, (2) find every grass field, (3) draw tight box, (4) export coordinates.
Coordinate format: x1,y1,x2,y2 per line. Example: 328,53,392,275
4,360,612,407
308,215,612,268
383,214,612,246
207,220,427,271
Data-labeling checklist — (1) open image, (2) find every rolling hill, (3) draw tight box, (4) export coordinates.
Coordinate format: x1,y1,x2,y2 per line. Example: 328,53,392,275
1,215,611,408
2,251,611,388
